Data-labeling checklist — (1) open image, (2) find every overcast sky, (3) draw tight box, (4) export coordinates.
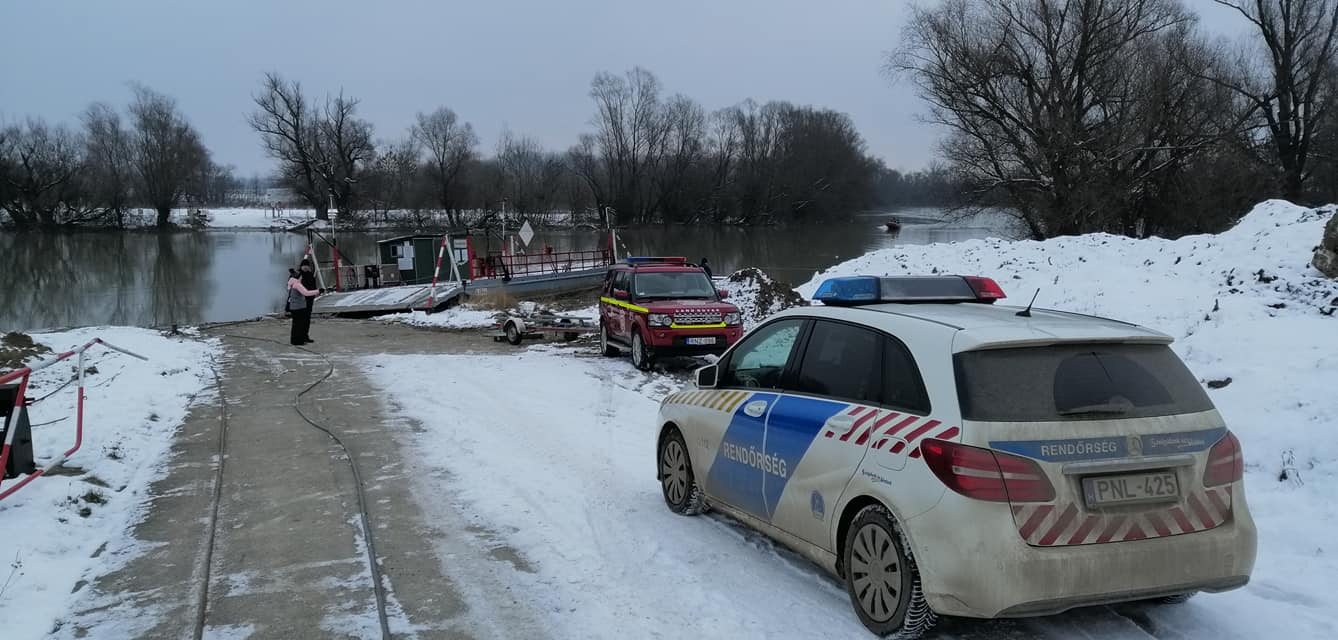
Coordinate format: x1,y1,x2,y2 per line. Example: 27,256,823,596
0,1,1253,176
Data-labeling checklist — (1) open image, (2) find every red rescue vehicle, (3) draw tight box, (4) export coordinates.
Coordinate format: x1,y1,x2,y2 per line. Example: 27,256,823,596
599,257,744,370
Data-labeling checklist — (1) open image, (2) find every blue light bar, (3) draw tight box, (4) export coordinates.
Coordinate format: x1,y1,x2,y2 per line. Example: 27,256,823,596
812,276,881,304
625,256,686,264
812,275,1006,305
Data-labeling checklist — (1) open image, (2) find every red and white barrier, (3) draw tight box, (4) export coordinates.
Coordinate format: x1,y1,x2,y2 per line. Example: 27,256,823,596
0,338,147,501
425,235,450,311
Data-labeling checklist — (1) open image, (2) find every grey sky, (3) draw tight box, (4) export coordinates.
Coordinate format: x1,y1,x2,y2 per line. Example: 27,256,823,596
1,1,1251,176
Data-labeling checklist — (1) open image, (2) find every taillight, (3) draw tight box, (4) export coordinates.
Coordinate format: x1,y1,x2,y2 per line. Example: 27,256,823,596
920,439,1054,502
1204,431,1244,487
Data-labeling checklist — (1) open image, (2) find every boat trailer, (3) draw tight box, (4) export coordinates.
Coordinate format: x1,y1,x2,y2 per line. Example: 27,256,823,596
495,310,598,346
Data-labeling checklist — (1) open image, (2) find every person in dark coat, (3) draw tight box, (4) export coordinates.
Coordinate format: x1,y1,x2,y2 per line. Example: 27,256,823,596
287,263,319,346
700,257,713,280
299,258,321,343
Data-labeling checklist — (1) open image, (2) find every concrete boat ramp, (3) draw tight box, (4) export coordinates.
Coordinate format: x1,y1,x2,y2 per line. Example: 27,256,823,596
58,319,546,639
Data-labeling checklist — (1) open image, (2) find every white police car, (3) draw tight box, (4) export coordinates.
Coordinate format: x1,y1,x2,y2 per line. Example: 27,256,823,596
655,275,1256,638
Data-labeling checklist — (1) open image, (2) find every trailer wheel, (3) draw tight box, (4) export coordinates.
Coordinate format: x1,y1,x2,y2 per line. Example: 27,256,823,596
504,320,523,346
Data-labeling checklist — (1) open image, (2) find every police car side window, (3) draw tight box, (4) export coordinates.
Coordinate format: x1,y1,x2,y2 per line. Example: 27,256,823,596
792,321,882,405
721,319,805,389
883,337,931,415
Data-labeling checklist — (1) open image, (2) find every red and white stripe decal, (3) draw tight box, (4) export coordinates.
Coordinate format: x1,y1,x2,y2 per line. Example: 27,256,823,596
822,408,961,458
1010,486,1234,546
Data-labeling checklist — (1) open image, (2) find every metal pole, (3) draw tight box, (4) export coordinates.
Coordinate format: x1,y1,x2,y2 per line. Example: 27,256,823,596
426,234,449,311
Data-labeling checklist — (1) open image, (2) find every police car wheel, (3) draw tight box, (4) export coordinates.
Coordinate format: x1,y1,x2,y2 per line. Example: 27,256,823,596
631,331,652,370
843,504,936,639
600,324,619,357
658,428,705,515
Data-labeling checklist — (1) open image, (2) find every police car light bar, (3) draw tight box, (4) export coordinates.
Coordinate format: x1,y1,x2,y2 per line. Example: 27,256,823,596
625,256,687,264
812,275,1007,305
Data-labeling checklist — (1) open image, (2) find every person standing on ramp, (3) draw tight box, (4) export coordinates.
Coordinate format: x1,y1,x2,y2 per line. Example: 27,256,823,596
287,262,319,346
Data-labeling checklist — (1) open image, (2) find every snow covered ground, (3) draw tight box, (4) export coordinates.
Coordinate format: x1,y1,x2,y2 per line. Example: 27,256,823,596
363,348,875,638
0,327,217,639
366,200,1336,639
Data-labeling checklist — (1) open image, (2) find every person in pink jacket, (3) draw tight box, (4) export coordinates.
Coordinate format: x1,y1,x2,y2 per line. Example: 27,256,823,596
287,262,320,345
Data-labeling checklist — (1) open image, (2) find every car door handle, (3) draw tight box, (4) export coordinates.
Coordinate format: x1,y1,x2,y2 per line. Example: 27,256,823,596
827,415,857,430
743,400,768,417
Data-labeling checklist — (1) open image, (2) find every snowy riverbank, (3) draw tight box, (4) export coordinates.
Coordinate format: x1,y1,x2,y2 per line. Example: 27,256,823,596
0,328,217,639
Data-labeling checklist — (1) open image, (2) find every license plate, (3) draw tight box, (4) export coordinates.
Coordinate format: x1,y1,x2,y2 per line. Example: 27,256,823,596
685,337,716,346
1083,471,1179,507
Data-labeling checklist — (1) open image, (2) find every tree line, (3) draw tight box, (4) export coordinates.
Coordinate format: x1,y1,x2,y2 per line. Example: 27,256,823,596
0,85,234,230
897,0,1338,239
2,68,939,231
250,67,902,229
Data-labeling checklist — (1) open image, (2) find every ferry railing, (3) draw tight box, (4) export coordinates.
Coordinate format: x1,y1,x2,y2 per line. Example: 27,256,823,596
476,249,612,279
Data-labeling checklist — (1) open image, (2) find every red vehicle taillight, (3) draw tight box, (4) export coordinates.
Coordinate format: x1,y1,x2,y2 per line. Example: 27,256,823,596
1203,431,1244,487
920,439,1054,503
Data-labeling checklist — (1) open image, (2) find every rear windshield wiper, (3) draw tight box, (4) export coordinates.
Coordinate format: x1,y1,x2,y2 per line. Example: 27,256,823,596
1058,403,1131,417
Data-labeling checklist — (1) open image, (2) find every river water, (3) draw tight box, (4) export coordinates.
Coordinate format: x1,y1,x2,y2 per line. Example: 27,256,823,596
0,208,1014,332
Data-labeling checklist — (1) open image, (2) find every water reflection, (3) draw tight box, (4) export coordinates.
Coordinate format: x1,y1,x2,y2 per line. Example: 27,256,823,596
0,208,1014,331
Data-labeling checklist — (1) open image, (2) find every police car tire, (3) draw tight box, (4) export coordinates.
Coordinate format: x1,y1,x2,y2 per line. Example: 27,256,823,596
600,324,619,357
843,504,937,639
1152,592,1197,605
658,428,706,516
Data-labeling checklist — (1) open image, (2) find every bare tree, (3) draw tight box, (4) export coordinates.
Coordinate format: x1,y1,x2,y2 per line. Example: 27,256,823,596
82,102,135,227
496,130,566,215
364,138,422,224
896,0,1224,239
1211,0,1338,201
129,85,209,228
588,67,673,223
567,133,611,225
310,92,374,215
652,95,708,222
248,73,327,219
412,107,478,227
0,119,85,230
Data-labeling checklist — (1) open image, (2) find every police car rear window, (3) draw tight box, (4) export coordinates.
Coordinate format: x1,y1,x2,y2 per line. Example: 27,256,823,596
954,344,1213,422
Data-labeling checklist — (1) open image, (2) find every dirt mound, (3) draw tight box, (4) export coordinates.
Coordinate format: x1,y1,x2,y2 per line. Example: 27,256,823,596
721,268,807,326
1,332,52,371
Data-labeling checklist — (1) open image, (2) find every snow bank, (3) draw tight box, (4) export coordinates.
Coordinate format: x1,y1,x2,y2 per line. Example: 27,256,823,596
378,306,502,329
0,327,217,639
802,200,1338,635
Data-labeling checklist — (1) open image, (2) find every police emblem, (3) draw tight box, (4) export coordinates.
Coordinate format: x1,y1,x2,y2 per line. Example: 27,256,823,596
1127,434,1143,457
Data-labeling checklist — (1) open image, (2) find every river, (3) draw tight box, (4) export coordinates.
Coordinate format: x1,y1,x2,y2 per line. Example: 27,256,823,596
0,208,1014,332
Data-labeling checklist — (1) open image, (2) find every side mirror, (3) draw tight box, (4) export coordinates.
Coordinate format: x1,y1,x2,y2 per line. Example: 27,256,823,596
717,289,729,299
614,289,630,300
696,364,718,389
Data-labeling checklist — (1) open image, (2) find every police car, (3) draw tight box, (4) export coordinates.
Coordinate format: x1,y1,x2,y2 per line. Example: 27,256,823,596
655,275,1256,638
